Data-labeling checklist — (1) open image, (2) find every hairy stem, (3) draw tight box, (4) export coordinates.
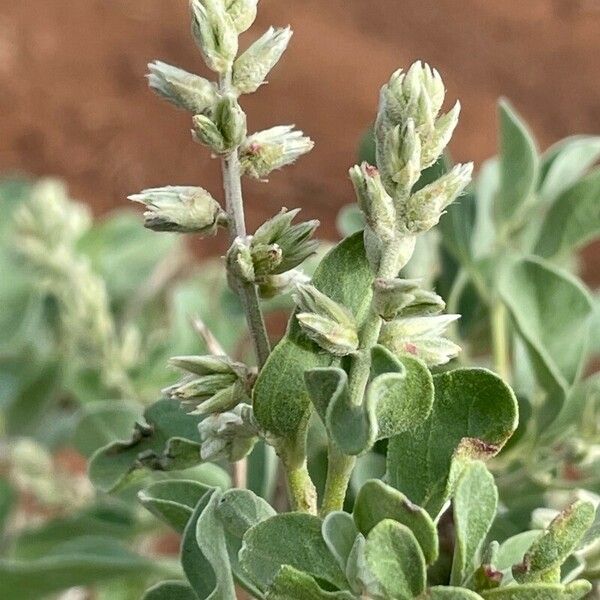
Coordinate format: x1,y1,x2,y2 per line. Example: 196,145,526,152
278,436,317,514
219,74,271,369
320,235,416,515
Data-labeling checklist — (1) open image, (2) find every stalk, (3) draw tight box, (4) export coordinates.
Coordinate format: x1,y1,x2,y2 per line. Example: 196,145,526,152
219,72,271,369
320,235,416,515
491,299,511,383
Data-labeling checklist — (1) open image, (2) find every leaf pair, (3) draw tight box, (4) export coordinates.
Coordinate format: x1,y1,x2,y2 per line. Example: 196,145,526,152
304,346,434,456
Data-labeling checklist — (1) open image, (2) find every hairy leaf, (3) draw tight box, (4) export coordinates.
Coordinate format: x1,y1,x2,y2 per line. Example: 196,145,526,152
495,100,539,227
499,257,593,425
138,479,213,533
353,479,438,564
266,566,356,600
363,519,427,599
322,511,360,572
535,168,600,258
387,368,518,518
425,588,484,599
89,399,204,493
481,581,591,599
451,462,498,585
240,513,348,592
513,501,595,584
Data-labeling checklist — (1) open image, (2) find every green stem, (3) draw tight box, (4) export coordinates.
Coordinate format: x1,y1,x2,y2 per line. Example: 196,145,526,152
320,235,416,515
278,437,317,514
491,299,511,383
219,73,271,369
320,442,356,517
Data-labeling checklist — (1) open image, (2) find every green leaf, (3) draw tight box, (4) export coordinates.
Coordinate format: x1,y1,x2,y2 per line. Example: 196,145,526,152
538,135,600,204
266,566,356,600
336,205,365,237
387,368,518,518
499,257,593,425
480,581,591,599
322,511,360,571
353,479,438,565
138,479,213,533
513,501,595,584
425,588,484,599
143,581,198,600
370,347,434,440
495,531,542,572
181,492,216,599
0,536,168,600
363,519,427,599
240,513,348,592
534,169,600,258
451,462,498,585
89,399,203,493
439,189,477,266
195,490,237,599
247,440,279,502
254,232,373,440
214,488,275,599
72,401,143,457
495,100,539,227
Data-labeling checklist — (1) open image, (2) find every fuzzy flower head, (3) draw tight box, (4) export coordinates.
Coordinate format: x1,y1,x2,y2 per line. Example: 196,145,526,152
129,186,226,234
240,126,314,180
147,61,217,115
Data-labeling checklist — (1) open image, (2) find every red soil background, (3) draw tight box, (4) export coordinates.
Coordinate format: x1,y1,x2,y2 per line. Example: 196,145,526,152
0,0,598,280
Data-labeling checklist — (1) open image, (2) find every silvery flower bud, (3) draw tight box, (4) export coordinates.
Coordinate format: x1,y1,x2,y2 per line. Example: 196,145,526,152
296,313,359,357
198,403,259,462
147,61,217,115
399,288,446,317
378,62,460,170
379,313,461,366
128,186,226,234
190,0,238,74
233,27,293,94
349,163,396,242
165,354,253,415
227,237,255,283
381,120,422,196
225,0,258,33
258,269,309,299
193,95,247,154
239,126,314,179
398,163,473,234
294,284,359,356
372,277,421,320
251,208,319,275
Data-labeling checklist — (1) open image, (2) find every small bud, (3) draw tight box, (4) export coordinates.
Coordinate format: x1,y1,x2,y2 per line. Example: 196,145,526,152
239,126,314,179
190,0,238,74
225,0,258,33
296,313,359,357
147,61,217,114
198,404,259,462
233,27,293,94
251,208,319,275
165,354,252,415
193,95,247,154
227,237,255,283
399,288,446,317
379,314,461,366
421,101,461,168
349,163,396,241
258,269,308,299
294,283,356,328
128,186,226,234
372,277,421,320
398,163,473,233
381,119,422,196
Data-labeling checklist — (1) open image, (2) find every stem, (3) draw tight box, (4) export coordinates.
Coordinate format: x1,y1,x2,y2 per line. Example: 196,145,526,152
218,73,271,369
491,299,511,382
278,437,317,514
320,235,416,515
320,442,356,517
